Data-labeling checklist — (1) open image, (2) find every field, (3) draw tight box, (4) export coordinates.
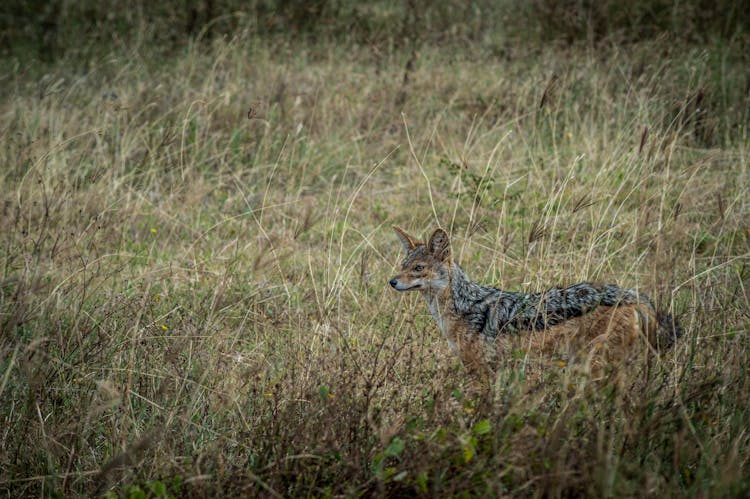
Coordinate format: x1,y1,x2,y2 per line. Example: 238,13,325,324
2,4,750,497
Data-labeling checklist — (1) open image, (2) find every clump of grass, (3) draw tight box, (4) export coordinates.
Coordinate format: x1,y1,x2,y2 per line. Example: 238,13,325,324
1,24,749,498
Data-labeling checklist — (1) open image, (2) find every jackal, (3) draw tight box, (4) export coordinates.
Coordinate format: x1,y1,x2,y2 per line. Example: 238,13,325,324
389,226,681,380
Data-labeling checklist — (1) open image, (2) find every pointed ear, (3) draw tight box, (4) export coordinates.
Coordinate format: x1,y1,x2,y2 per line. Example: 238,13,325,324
428,228,451,261
393,226,419,252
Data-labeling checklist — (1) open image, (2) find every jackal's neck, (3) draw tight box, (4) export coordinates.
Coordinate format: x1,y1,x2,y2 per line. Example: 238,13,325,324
447,263,501,315
421,262,501,335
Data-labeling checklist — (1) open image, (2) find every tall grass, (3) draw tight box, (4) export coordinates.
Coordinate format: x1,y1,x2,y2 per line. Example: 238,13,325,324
1,28,749,497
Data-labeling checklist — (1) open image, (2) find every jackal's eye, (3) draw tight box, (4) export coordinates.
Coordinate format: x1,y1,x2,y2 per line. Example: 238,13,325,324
414,265,424,272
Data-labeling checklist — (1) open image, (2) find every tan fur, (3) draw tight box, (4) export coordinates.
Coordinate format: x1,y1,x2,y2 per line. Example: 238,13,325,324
502,304,658,378
518,303,657,356
453,303,657,381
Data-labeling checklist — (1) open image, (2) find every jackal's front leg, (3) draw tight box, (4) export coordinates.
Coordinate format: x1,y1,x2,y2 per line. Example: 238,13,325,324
455,333,493,385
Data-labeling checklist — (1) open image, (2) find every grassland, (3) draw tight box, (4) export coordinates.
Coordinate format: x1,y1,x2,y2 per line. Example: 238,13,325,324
2,22,750,497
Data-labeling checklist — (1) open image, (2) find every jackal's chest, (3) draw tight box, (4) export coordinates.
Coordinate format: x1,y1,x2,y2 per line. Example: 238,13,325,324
426,298,446,333
424,292,459,353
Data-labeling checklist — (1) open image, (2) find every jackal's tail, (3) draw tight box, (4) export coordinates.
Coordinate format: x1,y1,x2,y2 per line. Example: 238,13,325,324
655,311,682,349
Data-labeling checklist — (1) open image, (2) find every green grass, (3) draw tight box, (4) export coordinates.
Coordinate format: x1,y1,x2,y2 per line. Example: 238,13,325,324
1,28,750,497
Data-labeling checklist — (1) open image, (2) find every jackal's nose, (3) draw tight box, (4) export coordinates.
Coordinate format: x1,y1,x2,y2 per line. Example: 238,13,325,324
389,278,398,288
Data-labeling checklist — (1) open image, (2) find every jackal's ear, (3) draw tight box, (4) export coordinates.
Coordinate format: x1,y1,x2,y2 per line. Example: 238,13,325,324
393,226,419,251
428,228,451,261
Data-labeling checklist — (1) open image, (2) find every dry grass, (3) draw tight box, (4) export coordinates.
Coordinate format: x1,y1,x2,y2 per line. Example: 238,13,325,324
1,31,749,497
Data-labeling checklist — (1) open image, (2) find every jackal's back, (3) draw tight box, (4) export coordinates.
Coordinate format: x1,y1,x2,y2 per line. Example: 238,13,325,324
472,281,681,349
479,282,650,336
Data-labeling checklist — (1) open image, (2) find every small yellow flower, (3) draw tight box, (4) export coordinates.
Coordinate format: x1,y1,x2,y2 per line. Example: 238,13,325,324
566,132,573,139
328,392,335,399
161,324,168,331
154,294,161,302
150,228,157,233
464,407,475,414
73,378,79,383
556,360,566,368
263,392,273,398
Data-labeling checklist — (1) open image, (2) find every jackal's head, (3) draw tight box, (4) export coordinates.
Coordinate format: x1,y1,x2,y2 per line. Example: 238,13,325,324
389,226,452,292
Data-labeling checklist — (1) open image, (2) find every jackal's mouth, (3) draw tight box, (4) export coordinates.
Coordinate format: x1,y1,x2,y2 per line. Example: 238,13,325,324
389,279,420,291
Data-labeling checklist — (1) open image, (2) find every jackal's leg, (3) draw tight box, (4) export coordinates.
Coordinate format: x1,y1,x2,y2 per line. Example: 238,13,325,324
586,304,655,350
455,333,492,385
